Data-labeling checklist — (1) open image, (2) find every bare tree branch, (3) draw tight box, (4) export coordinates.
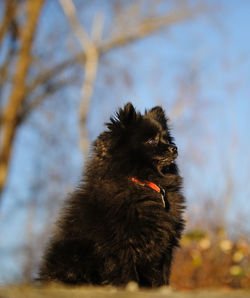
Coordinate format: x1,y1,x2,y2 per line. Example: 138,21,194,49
28,3,204,94
59,0,103,154
0,1,18,99
34,1,205,153
0,0,207,203
102,4,204,52
0,0,44,200
0,0,16,45
18,75,79,124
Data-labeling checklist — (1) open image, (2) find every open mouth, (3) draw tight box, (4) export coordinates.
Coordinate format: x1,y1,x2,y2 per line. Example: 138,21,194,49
163,157,175,163
160,154,177,164
154,156,177,176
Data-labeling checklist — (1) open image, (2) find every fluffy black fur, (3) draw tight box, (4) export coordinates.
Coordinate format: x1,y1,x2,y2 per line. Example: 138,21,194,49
39,103,185,287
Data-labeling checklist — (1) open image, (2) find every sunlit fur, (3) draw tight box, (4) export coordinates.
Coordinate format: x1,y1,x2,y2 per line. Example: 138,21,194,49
39,103,185,287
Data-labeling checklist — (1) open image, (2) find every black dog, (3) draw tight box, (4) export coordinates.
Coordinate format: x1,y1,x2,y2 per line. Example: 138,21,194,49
39,103,185,287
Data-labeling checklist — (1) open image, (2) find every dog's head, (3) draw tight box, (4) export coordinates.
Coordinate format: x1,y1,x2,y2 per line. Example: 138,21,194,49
94,103,178,176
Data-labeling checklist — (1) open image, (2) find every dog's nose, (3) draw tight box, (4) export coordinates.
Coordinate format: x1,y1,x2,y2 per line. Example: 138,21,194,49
169,145,178,155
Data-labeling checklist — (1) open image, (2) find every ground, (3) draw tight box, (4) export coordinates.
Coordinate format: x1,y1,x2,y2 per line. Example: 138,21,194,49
0,284,249,298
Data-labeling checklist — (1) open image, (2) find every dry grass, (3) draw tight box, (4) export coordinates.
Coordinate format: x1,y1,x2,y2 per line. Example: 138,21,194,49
171,229,250,289
0,284,249,298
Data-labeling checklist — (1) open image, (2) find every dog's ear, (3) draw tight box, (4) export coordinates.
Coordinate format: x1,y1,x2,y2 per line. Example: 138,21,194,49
117,102,137,126
106,102,139,132
146,106,168,129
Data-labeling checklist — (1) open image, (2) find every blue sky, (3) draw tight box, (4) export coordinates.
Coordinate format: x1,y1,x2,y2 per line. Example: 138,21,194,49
0,0,250,283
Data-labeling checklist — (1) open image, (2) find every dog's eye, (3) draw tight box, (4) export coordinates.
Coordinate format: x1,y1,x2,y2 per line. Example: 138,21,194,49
146,138,158,146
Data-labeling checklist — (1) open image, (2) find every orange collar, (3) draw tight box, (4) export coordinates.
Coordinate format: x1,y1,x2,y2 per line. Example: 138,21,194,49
129,177,160,192
129,177,166,208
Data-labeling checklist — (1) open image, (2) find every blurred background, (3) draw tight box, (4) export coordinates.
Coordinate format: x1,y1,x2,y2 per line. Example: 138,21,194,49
0,0,249,289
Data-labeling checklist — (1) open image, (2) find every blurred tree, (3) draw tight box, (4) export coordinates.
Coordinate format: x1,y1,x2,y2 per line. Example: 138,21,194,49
0,0,205,204
0,0,44,201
